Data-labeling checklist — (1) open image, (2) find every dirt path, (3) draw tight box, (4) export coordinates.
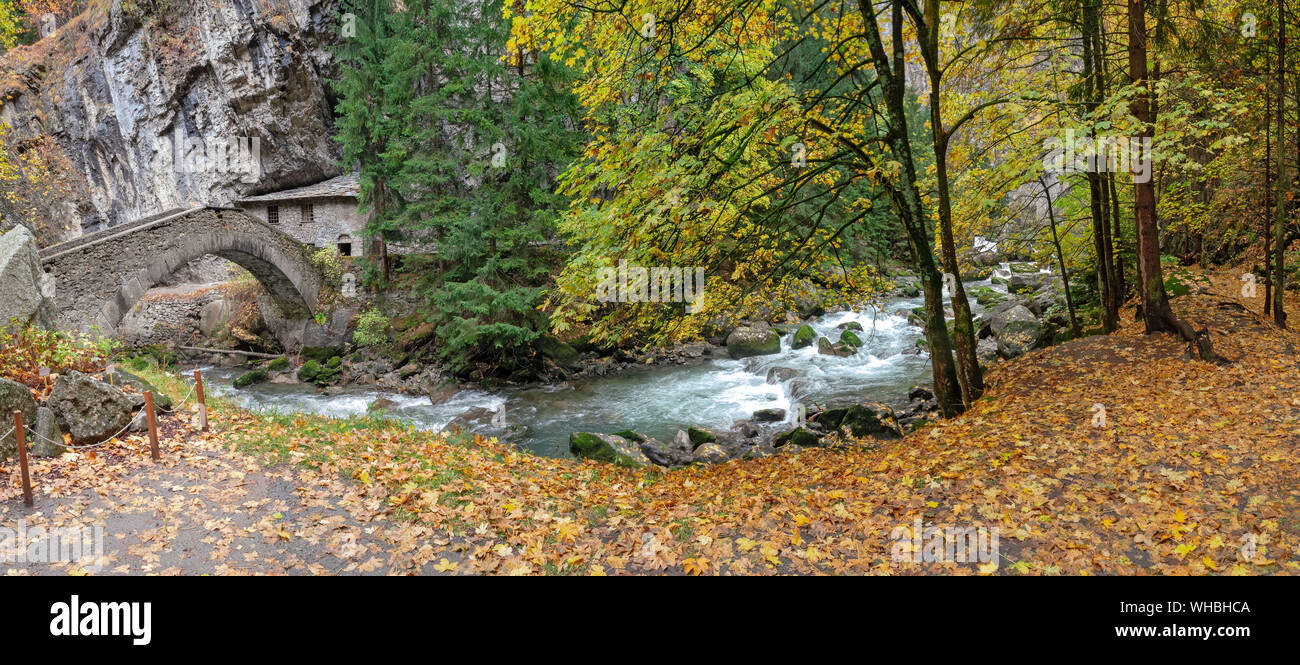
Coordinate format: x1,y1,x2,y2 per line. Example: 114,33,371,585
1,418,462,575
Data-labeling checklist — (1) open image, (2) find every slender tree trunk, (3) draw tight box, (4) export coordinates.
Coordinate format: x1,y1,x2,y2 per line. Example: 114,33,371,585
1041,176,1081,336
1265,75,1274,315
1273,0,1288,327
923,0,983,407
1083,0,1118,331
859,0,963,414
1127,0,1224,361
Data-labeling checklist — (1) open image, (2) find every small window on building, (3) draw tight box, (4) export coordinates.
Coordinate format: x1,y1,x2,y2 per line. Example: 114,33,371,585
301,203,314,224
337,234,353,257
267,205,280,224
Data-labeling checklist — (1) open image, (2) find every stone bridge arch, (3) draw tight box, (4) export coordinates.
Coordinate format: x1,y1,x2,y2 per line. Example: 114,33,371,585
41,207,323,341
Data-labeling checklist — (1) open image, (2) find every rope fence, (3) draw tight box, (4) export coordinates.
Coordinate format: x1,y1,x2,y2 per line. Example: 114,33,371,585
6,369,209,507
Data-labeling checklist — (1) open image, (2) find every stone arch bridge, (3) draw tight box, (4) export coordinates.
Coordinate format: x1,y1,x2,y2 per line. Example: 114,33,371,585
40,207,347,352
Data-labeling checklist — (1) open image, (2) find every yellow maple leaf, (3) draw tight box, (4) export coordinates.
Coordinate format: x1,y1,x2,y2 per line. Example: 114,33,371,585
433,558,457,572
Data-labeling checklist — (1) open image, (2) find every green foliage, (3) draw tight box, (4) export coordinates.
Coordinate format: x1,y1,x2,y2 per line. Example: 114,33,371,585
334,0,583,378
352,307,389,347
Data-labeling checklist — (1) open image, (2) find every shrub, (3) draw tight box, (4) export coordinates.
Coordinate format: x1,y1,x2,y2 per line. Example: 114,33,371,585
0,322,112,391
353,308,389,347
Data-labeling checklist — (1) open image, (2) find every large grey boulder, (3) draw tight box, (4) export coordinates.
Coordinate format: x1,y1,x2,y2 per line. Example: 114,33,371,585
726,321,781,358
0,226,57,330
988,305,1046,359
1007,273,1049,295
198,299,234,337
0,377,38,460
49,371,136,445
31,407,66,458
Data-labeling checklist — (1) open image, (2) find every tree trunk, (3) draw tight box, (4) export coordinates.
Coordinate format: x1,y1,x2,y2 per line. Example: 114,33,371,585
1273,0,1288,327
1128,0,1225,362
1083,0,1118,331
859,0,964,414
1265,74,1274,315
924,0,983,407
1041,176,1081,336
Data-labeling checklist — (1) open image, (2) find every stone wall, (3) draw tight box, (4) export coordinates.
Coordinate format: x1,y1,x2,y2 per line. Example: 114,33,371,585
118,286,225,347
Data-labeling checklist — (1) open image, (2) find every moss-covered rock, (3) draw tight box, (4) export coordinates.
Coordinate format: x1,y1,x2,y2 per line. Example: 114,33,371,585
536,335,580,367
725,321,781,358
302,346,343,363
233,368,269,389
265,356,290,371
837,321,864,332
687,426,716,447
838,329,862,348
568,432,650,468
773,427,821,448
791,323,816,350
968,286,1006,308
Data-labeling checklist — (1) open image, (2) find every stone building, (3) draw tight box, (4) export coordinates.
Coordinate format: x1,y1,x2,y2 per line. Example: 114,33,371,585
236,173,369,256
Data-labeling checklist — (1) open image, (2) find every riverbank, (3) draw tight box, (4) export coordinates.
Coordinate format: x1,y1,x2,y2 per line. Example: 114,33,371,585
5,271,1296,575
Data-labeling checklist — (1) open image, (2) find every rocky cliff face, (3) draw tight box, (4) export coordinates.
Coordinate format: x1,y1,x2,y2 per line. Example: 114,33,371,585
0,0,343,238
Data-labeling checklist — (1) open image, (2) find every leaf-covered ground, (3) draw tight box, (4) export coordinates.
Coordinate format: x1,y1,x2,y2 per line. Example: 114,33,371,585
3,274,1299,575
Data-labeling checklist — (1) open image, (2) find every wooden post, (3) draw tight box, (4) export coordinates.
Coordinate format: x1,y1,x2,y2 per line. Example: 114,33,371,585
14,410,33,507
144,391,160,462
194,369,208,431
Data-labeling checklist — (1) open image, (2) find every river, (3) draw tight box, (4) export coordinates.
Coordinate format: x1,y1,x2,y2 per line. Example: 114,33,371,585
201,274,1023,458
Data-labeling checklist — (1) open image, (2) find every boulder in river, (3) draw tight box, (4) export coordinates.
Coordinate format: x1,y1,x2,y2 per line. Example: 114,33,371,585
752,408,786,422
839,329,863,348
1007,273,1048,294
837,321,864,332
49,370,136,445
0,377,37,460
687,426,716,447
0,225,57,331
766,367,805,384
791,323,816,350
817,336,856,357
368,398,399,413
569,432,650,468
726,321,781,358
233,368,269,389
